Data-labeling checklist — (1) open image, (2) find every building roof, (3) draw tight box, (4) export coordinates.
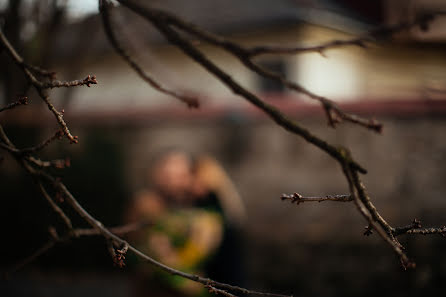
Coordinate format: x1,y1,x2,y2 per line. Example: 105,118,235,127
142,0,375,34
51,0,377,62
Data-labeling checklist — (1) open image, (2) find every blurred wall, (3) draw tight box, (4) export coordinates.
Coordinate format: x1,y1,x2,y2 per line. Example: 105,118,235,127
120,112,446,296
2,104,445,297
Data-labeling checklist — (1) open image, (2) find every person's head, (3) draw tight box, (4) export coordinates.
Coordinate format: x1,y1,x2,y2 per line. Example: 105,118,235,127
151,151,194,204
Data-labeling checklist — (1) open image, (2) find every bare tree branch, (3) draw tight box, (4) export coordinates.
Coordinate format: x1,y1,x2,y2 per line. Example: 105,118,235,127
350,168,398,244
5,221,151,277
280,193,353,204
247,13,441,56
27,156,71,169
0,28,92,143
41,75,98,89
120,1,381,132
404,227,446,236
74,221,152,237
0,128,69,169
341,162,414,269
22,63,57,79
392,219,422,236
116,0,367,175
206,285,238,297
1,119,291,296
2,2,446,295
99,0,199,108
20,130,64,154
37,182,73,231
7,230,58,276
0,95,28,113
393,219,446,237
235,60,383,132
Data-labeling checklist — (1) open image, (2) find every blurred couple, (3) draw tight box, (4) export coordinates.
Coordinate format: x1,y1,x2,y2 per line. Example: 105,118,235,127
126,151,246,296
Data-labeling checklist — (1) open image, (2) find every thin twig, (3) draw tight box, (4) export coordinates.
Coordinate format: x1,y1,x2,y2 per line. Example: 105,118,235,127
99,0,199,108
206,285,238,297
20,130,64,154
0,130,69,168
350,169,397,243
37,88,78,143
280,193,352,204
239,60,383,132
5,221,150,276
398,226,446,237
392,219,422,236
247,14,440,56
37,182,73,230
7,237,57,276
27,156,71,169
41,75,98,89
0,29,85,143
74,221,151,237
342,162,413,269
0,96,28,113
129,2,381,132
0,141,17,153
23,63,57,79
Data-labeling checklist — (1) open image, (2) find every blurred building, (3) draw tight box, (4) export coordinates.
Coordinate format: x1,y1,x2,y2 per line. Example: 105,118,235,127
40,0,446,113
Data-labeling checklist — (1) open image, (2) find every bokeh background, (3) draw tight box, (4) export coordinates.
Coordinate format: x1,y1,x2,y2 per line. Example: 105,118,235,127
1,1,446,296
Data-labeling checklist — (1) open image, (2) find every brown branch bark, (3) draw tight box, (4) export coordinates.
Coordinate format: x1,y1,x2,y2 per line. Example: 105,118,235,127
341,163,414,269
41,75,98,89
280,193,353,204
0,95,28,113
404,227,446,236
393,219,446,237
